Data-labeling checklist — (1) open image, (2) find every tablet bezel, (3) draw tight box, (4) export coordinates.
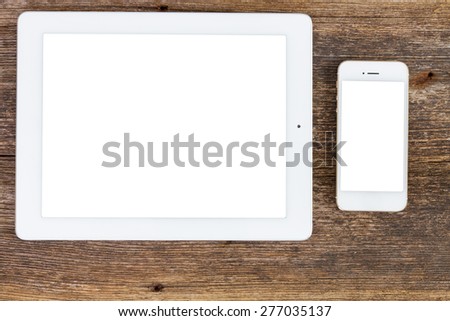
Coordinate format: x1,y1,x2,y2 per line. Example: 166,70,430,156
16,11,312,240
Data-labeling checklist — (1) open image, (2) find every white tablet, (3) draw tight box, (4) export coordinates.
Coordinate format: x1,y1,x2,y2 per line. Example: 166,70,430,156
16,12,312,240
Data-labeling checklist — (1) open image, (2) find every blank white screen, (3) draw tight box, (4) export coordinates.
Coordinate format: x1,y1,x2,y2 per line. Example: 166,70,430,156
340,81,405,192
42,34,286,218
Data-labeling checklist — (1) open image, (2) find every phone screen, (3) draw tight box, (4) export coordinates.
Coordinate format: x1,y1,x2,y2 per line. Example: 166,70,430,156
340,80,405,192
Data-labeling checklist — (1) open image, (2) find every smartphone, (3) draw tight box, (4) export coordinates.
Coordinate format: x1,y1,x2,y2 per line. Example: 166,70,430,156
336,61,408,211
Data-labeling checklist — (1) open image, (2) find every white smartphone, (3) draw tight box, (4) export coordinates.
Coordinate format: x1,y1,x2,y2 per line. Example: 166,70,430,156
336,61,408,211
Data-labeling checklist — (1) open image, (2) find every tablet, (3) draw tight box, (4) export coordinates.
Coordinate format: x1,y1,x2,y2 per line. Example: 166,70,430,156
16,12,312,240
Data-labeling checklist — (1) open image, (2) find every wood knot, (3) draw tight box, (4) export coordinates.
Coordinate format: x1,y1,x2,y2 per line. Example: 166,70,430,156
158,5,169,11
149,283,165,292
411,70,435,87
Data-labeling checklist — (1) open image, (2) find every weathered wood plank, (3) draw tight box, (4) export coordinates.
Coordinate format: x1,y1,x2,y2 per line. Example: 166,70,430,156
0,0,449,300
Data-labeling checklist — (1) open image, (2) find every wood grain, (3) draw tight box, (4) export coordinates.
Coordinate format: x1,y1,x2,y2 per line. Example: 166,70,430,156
0,0,449,300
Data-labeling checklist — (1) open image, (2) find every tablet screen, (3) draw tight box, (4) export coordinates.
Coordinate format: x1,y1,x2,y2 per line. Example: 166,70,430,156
41,34,287,218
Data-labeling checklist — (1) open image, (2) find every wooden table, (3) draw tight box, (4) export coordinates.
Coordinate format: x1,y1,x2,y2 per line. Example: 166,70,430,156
0,1,449,300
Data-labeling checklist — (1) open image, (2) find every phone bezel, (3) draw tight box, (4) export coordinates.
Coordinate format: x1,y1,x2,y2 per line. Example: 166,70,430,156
336,60,409,212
